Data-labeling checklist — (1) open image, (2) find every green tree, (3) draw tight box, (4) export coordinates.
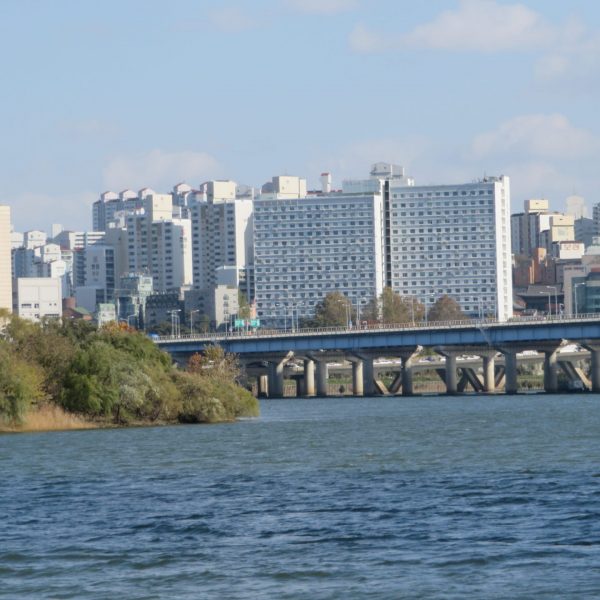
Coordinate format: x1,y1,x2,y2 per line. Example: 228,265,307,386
427,295,468,322
0,343,45,424
312,292,354,327
238,292,252,320
360,289,426,324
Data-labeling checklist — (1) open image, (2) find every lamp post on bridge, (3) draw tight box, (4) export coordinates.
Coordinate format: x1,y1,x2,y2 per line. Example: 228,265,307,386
167,309,181,338
545,285,558,317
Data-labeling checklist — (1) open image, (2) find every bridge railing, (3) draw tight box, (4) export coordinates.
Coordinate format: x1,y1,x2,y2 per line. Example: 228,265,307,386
154,312,600,344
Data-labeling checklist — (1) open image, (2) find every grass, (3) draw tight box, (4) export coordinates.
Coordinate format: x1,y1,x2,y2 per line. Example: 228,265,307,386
0,403,97,433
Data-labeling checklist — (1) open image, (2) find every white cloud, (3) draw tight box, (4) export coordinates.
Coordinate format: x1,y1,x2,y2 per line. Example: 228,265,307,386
348,1,600,89
103,149,223,191
471,114,599,161
351,0,555,54
534,20,600,85
403,0,554,52
208,6,258,33
286,0,359,16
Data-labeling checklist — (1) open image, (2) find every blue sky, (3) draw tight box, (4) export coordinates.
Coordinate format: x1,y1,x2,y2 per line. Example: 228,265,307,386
2,0,600,231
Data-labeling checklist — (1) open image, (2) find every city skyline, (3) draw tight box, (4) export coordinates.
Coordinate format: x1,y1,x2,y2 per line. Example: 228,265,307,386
2,0,600,232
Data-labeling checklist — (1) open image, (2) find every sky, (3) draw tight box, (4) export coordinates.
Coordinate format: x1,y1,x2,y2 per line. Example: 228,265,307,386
2,0,600,232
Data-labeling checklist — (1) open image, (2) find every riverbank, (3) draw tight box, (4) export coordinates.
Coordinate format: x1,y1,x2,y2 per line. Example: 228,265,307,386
0,314,258,431
0,404,97,433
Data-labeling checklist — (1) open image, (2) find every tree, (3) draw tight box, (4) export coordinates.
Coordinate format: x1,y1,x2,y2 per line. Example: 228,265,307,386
0,343,45,425
427,295,468,323
361,296,380,323
360,289,426,324
238,292,252,320
312,292,354,327
380,288,425,324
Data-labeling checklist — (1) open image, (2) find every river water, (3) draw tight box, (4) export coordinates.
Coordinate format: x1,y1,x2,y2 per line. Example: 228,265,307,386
1,395,600,599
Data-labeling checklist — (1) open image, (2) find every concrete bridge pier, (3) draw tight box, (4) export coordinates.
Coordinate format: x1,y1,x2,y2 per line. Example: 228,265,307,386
303,359,316,397
502,350,518,394
480,351,496,393
267,360,285,398
348,358,364,396
445,353,458,394
543,349,559,393
361,356,376,396
315,360,329,397
435,348,461,394
257,374,269,398
399,350,418,396
266,352,294,398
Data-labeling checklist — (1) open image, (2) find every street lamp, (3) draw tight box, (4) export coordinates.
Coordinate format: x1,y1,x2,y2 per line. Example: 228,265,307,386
167,309,181,338
425,295,435,326
545,286,558,317
573,283,585,318
477,297,484,321
189,309,199,336
127,313,137,329
290,301,304,332
274,302,288,331
356,296,364,328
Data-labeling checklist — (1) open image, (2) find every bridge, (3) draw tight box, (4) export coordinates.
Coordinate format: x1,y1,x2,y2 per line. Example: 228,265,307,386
155,314,600,397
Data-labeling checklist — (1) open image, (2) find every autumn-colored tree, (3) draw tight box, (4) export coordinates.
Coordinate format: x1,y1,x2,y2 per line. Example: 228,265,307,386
427,295,468,323
360,289,426,324
312,292,354,327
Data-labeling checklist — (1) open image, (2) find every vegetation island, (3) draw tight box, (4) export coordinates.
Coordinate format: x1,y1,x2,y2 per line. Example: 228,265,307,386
0,311,258,432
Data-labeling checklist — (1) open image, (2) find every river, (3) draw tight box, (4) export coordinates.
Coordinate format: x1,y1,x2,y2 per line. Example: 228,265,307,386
2,394,600,599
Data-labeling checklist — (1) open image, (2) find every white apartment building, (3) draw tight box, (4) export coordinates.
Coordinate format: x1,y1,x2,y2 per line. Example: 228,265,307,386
0,205,12,311
124,194,192,292
53,230,106,250
23,230,47,249
253,187,385,326
191,180,254,299
388,176,513,321
14,277,62,321
151,219,193,292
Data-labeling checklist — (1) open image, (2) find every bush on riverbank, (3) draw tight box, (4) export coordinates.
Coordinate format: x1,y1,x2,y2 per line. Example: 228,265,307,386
0,312,258,428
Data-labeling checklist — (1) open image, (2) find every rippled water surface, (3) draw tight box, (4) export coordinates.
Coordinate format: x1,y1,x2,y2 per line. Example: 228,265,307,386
2,395,600,599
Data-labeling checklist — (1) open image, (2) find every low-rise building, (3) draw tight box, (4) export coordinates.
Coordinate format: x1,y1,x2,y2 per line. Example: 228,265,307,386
13,277,62,321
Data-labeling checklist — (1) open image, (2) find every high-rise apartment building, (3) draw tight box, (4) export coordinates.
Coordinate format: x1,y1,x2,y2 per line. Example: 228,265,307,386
0,205,12,311
253,185,385,326
388,176,513,321
190,180,254,299
254,166,512,324
124,194,192,293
